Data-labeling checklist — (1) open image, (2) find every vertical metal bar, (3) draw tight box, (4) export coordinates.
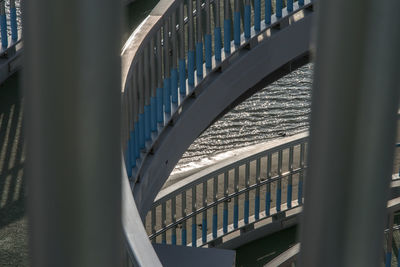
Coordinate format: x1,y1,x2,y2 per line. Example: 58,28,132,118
287,0,293,12
254,0,261,32
202,181,208,243
244,0,251,39
151,207,156,243
300,0,400,265
234,166,239,228
223,0,231,54
276,150,282,212
150,38,157,133
133,69,140,160
298,142,305,204
156,30,164,125
214,0,222,61
138,56,145,149
287,146,293,208
172,197,177,245
144,45,151,142
212,176,218,238
266,153,271,216
0,1,7,49
25,0,122,264
244,162,250,224
10,0,18,42
265,0,271,25
163,20,171,116
205,0,212,69
386,213,394,267
188,0,195,87
223,172,229,233
171,11,179,107
182,191,187,245
255,158,261,220
178,2,187,97
161,202,166,244
299,0,304,7
233,0,241,46
276,0,282,18
192,186,197,247
196,0,203,78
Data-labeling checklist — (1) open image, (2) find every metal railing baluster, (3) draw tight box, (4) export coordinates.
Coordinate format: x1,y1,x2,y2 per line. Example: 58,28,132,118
214,0,222,61
178,2,187,98
385,213,394,267
233,0,241,46
162,202,167,243
133,69,140,160
150,38,158,133
151,207,156,243
138,57,145,150
224,0,231,54
223,171,229,233
202,181,208,243
163,20,171,116
171,11,179,108
254,0,261,32
234,166,239,228
265,0,272,24
0,1,7,49
10,0,17,42
255,158,261,220
276,149,282,212
188,0,195,87
172,196,177,244
144,45,151,142
299,0,304,7
288,0,293,12
192,185,197,247
156,30,164,125
298,142,305,204
205,0,212,70
244,162,250,224
266,153,272,216
287,146,294,208
244,0,251,39
213,175,218,238
196,0,204,79
276,0,282,18
182,191,187,245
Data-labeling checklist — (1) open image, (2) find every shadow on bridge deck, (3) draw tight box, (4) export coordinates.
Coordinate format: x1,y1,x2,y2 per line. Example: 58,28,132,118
0,71,28,266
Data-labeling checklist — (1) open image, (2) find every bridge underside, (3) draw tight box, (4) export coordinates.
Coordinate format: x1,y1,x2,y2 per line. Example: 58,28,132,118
133,9,314,218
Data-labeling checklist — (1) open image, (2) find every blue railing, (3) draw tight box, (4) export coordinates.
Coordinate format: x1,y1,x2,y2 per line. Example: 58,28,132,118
0,0,20,51
145,133,307,246
121,0,313,181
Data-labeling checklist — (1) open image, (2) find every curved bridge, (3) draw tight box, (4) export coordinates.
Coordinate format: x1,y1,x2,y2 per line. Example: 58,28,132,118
121,0,314,218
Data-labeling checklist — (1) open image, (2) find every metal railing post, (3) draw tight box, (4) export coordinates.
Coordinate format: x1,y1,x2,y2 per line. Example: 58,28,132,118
299,0,400,265
24,0,122,265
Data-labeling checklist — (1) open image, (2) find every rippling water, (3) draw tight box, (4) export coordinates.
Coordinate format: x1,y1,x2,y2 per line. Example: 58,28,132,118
173,64,313,174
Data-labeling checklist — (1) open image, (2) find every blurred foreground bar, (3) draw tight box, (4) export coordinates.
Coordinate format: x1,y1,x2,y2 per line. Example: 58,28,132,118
300,0,400,266
24,0,122,266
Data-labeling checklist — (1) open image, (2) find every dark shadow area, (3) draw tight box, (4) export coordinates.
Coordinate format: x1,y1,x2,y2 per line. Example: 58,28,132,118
0,71,28,266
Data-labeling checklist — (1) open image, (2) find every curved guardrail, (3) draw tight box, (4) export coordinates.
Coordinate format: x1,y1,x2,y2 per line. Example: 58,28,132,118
121,0,313,185
144,133,400,250
145,132,307,247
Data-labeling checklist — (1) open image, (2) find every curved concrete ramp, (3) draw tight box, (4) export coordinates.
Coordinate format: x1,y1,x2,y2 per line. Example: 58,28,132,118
134,9,314,217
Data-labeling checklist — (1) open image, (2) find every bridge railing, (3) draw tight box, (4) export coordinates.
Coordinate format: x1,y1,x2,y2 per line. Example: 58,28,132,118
121,0,313,180
0,0,20,52
145,132,308,246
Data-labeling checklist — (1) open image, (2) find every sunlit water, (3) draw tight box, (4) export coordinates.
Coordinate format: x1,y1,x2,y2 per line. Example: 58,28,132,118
173,64,313,175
